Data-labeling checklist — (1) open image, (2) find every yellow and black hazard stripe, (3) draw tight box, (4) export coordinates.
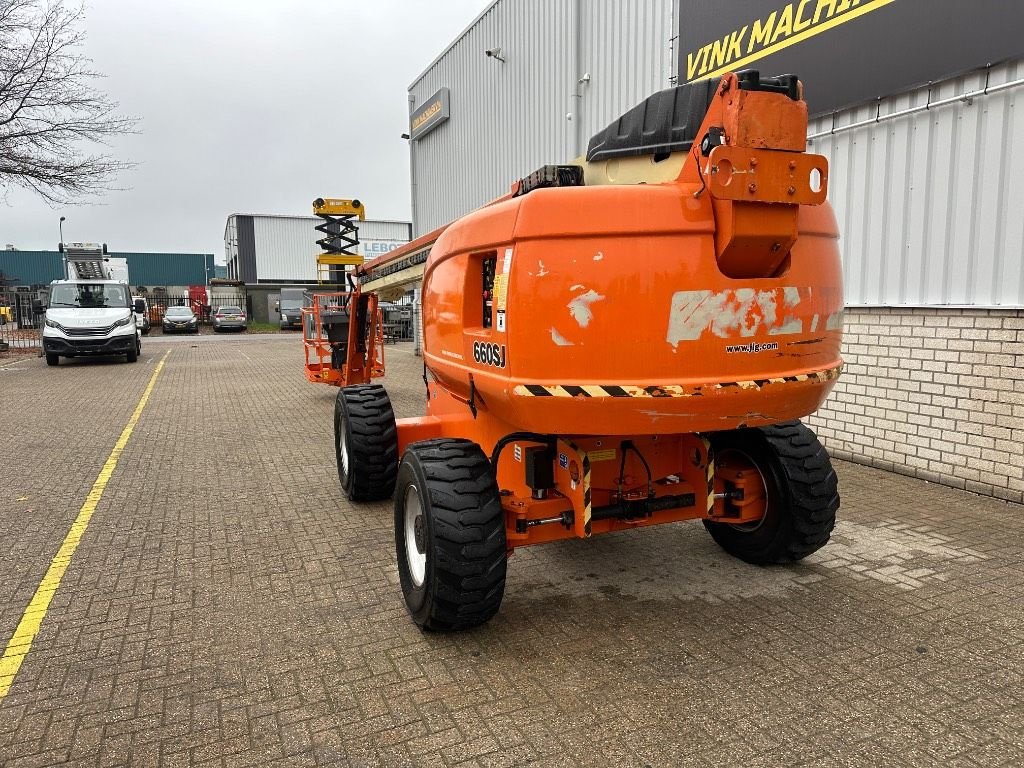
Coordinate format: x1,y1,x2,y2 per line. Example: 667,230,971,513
514,364,842,399
701,436,715,514
565,439,593,537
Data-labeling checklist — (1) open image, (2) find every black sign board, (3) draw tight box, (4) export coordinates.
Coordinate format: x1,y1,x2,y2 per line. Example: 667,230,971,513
676,0,1023,115
410,87,451,141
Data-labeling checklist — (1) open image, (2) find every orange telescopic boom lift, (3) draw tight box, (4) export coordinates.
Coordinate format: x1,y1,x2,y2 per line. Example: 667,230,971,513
335,71,843,631
302,197,385,386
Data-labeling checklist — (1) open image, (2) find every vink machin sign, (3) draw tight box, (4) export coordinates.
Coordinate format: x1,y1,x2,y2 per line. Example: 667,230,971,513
677,0,1023,115
410,87,451,141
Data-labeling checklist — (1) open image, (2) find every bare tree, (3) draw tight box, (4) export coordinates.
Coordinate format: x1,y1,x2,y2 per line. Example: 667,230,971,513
0,0,135,203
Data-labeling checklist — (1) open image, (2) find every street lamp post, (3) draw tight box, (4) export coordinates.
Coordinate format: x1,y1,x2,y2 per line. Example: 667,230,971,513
59,216,66,278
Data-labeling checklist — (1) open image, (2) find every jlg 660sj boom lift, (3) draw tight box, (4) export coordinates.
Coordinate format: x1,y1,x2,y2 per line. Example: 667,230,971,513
335,71,843,630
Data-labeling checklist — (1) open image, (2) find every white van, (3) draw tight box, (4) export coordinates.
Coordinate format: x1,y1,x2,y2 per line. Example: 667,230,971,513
41,280,143,366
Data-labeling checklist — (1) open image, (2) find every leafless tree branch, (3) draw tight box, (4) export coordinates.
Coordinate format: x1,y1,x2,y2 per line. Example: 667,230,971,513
0,0,136,203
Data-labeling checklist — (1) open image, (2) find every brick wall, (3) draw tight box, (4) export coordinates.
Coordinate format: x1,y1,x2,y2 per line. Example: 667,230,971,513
805,307,1024,504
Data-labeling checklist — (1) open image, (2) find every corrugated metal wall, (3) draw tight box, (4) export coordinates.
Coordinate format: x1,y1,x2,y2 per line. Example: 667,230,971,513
227,215,412,283
409,0,675,235
0,250,63,286
410,2,1021,308
577,0,673,148
118,252,216,286
0,250,214,286
252,216,320,282
809,59,1024,307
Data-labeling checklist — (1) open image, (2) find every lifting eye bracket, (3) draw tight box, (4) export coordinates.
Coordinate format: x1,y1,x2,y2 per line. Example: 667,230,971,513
468,375,478,418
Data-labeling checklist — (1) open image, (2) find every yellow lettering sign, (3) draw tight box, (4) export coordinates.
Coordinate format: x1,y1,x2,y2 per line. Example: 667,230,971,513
412,101,441,132
794,0,814,31
688,0,895,83
813,0,836,23
771,3,794,44
748,11,777,53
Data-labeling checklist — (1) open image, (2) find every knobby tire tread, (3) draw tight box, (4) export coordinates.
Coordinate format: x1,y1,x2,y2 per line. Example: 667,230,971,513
406,438,506,631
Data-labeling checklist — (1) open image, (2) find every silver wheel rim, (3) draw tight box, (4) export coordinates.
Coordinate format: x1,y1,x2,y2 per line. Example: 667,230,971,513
404,485,427,587
718,448,769,532
339,426,350,478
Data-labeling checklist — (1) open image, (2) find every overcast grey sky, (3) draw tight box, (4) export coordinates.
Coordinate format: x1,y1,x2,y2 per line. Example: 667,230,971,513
0,0,490,259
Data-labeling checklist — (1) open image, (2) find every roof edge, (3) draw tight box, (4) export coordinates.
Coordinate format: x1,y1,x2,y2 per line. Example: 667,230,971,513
225,213,412,226
407,0,503,93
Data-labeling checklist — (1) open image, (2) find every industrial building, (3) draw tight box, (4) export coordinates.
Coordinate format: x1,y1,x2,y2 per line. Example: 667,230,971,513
223,214,411,284
0,247,220,288
379,0,1023,503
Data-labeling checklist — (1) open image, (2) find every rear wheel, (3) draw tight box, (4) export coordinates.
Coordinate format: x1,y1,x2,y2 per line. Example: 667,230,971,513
45,353,59,366
704,420,838,564
333,384,398,501
395,439,507,631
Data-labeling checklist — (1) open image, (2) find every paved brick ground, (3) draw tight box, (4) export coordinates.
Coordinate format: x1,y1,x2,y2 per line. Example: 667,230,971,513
0,337,1021,767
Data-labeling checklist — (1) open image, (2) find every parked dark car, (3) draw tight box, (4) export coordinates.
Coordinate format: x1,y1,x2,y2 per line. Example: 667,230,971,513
162,305,199,334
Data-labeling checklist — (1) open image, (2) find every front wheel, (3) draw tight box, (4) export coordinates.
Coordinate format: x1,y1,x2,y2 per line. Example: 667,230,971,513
704,421,838,564
45,353,59,366
333,384,398,501
126,343,138,363
395,439,507,631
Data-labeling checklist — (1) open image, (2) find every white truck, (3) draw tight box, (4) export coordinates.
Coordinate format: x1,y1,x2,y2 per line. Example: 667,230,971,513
39,243,144,366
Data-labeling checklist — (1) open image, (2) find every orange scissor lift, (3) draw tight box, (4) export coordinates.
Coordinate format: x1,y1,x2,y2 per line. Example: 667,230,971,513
301,198,385,387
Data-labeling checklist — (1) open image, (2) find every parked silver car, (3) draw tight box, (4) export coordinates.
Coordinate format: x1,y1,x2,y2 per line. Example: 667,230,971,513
162,305,199,334
212,305,247,332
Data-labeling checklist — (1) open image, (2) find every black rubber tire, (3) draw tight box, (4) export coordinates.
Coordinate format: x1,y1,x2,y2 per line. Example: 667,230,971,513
45,353,59,366
395,439,507,631
704,420,838,565
126,344,138,363
333,384,398,501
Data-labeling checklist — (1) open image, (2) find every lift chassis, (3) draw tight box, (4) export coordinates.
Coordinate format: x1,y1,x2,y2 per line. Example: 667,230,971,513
333,71,842,631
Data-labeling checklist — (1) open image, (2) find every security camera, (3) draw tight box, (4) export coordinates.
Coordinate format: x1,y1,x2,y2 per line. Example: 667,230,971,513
484,47,505,62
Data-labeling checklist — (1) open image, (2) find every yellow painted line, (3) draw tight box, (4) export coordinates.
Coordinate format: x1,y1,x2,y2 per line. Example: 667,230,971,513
0,350,170,703
695,0,897,82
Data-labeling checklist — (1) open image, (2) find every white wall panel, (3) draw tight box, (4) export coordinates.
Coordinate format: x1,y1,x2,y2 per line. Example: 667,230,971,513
231,215,411,283
253,216,318,282
578,0,672,156
411,1,1021,308
409,0,674,235
809,59,1024,307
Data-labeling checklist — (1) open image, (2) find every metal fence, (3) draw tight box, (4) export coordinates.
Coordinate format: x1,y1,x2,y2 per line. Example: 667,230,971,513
0,290,254,355
0,289,42,352
142,292,250,329
381,298,414,342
